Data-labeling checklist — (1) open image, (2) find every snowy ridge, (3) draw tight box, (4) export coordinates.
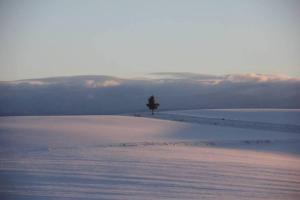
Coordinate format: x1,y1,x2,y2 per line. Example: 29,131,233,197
1,114,300,199
133,111,300,133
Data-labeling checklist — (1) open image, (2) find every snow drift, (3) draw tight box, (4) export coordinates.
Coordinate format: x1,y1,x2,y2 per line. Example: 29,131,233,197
1,111,300,199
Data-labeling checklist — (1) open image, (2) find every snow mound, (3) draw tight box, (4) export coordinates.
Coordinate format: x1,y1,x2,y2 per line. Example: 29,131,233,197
1,114,300,199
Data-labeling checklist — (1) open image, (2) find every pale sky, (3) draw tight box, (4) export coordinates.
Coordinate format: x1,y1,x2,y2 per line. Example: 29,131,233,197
0,0,299,81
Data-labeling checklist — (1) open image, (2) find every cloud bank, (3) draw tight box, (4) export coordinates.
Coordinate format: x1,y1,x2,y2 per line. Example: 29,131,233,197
0,73,299,115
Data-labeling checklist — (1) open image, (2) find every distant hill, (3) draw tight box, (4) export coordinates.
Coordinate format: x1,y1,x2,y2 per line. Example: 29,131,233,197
0,73,299,116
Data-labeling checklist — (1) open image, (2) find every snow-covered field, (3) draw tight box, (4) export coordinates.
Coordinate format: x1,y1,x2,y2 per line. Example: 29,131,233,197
1,110,300,199
163,109,300,125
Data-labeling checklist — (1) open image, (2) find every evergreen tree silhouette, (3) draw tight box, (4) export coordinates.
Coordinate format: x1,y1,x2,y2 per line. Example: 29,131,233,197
146,95,159,115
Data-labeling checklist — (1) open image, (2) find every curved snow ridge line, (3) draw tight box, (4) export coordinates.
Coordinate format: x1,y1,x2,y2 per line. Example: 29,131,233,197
96,139,299,148
145,113,300,133
1,139,299,154
21,139,296,152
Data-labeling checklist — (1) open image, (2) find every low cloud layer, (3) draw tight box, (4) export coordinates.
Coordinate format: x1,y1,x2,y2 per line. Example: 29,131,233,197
85,79,122,88
0,73,299,115
151,72,299,82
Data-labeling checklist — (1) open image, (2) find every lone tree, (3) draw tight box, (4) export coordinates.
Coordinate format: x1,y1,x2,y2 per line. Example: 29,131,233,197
147,95,159,115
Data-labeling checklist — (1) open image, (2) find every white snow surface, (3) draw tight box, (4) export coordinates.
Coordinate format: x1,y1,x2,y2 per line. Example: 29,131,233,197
1,111,300,199
163,109,300,125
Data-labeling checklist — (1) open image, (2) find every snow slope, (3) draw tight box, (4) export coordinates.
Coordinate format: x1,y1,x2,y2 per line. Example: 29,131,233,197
163,109,300,125
1,114,300,199
136,109,300,134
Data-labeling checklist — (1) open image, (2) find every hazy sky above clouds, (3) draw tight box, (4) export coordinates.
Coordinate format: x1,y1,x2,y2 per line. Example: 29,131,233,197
0,0,299,81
